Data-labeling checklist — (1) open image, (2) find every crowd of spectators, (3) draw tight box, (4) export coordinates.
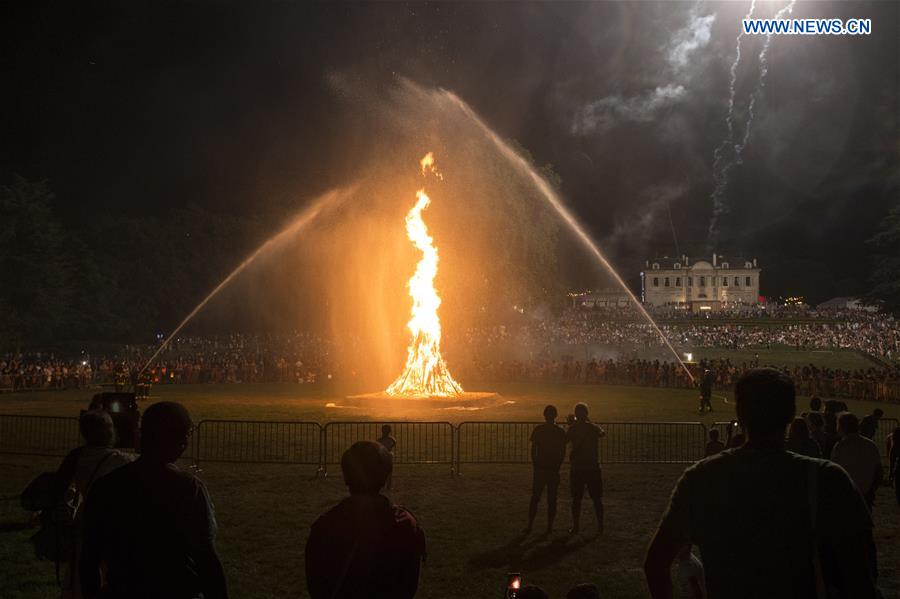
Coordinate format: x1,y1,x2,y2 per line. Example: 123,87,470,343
466,357,900,401
3,306,899,402
470,306,900,360
0,332,335,390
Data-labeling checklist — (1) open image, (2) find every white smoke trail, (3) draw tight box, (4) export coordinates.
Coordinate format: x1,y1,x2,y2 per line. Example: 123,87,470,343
724,0,757,151
708,0,796,246
707,0,756,248
734,0,797,162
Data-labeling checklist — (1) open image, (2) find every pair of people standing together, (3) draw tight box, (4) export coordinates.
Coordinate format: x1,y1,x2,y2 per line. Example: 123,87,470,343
527,403,605,536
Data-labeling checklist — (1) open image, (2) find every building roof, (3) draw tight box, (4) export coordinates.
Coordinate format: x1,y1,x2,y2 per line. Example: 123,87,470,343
816,297,855,309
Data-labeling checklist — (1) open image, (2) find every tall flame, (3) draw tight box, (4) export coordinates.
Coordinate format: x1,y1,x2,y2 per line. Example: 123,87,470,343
386,153,463,397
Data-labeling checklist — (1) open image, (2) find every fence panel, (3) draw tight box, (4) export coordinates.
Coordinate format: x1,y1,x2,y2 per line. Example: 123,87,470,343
456,422,540,472
195,420,322,467
0,415,81,457
323,422,454,473
456,421,707,473
599,422,707,464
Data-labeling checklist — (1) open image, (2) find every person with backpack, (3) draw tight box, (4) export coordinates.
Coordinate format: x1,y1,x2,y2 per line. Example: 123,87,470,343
79,401,227,599
45,410,132,599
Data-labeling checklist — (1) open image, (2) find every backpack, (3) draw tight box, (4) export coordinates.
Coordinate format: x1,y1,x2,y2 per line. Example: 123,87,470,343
25,449,113,567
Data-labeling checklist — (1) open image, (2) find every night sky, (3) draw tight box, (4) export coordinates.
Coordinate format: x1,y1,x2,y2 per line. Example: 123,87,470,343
2,1,898,301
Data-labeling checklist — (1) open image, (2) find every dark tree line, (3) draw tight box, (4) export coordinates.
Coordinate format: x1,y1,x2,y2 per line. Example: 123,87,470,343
0,177,266,350
866,199,900,316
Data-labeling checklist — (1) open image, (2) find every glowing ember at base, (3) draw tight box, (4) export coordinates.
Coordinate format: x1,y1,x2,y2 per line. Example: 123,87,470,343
386,152,464,398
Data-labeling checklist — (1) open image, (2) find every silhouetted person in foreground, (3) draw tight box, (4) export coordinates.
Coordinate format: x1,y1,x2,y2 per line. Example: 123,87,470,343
645,368,878,599
80,401,227,599
306,441,425,599
526,405,567,534
567,403,605,535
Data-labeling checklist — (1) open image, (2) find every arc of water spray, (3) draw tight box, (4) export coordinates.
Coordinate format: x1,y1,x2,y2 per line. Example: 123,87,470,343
438,89,695,383
138,185,357,376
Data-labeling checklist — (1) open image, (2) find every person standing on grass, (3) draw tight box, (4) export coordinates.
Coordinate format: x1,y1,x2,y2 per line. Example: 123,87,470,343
377,424,397,491
645,368,878,599
80,401,227,599
698,370,713,413
525,405,567,534
831,413,882,511
567,403,605,536
306,441,425,599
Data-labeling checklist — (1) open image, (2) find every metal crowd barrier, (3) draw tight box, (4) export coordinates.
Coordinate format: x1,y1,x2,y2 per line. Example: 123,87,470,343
1,415,896,471
455,421,707,474
0,414,81,457
599,421,707,464
323,421,455,475
194,420,322,468
455,421,539,473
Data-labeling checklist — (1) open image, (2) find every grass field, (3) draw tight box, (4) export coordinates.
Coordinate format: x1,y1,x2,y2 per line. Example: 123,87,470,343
1,382,899,598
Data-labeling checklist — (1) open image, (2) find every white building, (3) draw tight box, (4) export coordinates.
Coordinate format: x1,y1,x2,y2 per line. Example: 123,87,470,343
641,254,761,311
569,289,633,309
